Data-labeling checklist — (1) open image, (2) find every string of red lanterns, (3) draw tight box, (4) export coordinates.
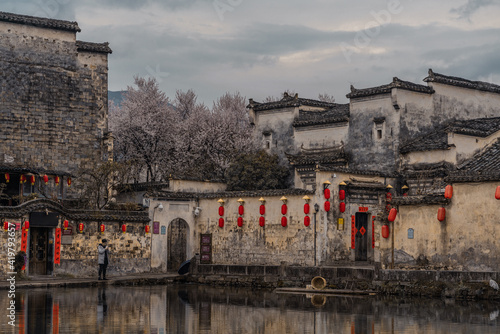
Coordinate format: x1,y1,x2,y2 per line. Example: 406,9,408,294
323,181,331,212
237,198,244,227
303,195,311,227
218,199,225,228
259,197,266,227
280,196,288,227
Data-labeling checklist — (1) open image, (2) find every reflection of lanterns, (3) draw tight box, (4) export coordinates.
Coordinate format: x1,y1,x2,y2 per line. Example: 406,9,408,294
444,185,453,199
121,224,127,233
388,208,397,222
55,176,60,186
304,216,311,227
24,221,29,231
78,223,84,233
4,173,9,183
100,224,105,233
437,207,446,222
145,225,150,234
63,220,69,230
43,175,49,184
30,175,36,185
382,225,390,238
67,177,72,187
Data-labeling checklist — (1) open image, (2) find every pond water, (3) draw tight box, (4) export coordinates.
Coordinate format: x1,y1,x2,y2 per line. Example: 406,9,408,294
0,284,499,333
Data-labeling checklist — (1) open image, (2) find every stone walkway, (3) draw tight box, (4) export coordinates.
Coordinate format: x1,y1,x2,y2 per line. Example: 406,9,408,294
0,272,183,290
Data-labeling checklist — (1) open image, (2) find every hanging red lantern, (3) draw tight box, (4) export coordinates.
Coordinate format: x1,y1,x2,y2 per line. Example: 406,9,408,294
259,204,266,215
20,175,26,184
388,208,397,222
303,203,310,214
121,224,127,233
100,224,105,233
55,176,60,186
3,221,9,231
237,217,243,227
67,177,72,187
43,175,49,184
386,192,392,201
281,204,287,215
238,205,244,215
78,223,84,233
30,175,35,185
324,188,331,199
437,207,446,222
495,186,500,200
4,173,9,183
381,224,390,238
339,189,345,200
304,216,310,227
281,216,287,227
259,216,265,227
145,225,150,234
339,202,345,213
63,220,69,230
218,206,224,216
444,185,453,199
219,218,224,228
324,201,331,212
24,221,29,231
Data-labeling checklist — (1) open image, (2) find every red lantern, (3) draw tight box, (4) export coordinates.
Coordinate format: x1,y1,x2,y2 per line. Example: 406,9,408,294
43,175,49,184
495,186,500,200
281,204,287,215
388,208,397,222
281,216,287,227
219,218,224,228
3,221,9,231
67,177,72,187
259,205,265,215
218,206,224,216
381,224,390,238
339,189,345,200
63,220,69,230
55,176,60,186
30,175,35,185
437,207,446,222
339,202,345,213
4,173,9,183
238,205,244,215
444,185,453,199
100,224,105,233
121,224,127,233
259,216,265,227
304,216,310,227
303,203,310,214
324,201,330,212
24,221,29,231
324,188,331,199
78,223,84,233
237,217,243,227
386,192,392,201
145,225,150,234
20,175,26,184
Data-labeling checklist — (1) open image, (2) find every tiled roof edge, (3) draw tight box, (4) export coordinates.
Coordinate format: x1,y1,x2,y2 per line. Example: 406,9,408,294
0,11,81,32
347,77,434,99
76,41,112,54
424,69,500,94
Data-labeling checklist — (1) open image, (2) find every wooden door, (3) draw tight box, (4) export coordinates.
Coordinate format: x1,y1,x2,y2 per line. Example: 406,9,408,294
355,213,368,261
167,219,188,271
29,227,48,275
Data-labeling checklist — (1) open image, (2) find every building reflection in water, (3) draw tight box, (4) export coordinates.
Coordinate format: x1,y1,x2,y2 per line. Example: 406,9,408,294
0,285,498,333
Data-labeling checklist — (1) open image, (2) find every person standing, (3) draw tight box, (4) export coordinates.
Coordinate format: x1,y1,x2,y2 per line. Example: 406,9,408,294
98,239,110,280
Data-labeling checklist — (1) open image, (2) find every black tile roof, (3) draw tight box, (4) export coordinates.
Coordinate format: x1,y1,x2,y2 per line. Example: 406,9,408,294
424,69,500,94
392,194,450,206
0,165,73,177
316,166,396,178
287,146,347,166
151,188,314,200
76,41,112,54
293,104,349,128
400,117,500,154
346,77,434,99
0,11,80,32
248,93,336,112
456,138,500,174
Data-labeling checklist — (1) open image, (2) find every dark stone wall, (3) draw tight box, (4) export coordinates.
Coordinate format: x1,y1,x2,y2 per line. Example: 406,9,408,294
0,22,109,173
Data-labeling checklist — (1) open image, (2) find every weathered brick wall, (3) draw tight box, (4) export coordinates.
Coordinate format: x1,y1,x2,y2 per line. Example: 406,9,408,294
0,21,109,173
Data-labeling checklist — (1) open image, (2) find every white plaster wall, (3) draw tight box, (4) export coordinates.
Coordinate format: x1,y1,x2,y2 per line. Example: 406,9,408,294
294,124,348,149
0,21,76,42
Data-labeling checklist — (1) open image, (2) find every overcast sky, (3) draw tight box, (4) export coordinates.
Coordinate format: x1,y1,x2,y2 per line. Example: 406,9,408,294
3,0,500,104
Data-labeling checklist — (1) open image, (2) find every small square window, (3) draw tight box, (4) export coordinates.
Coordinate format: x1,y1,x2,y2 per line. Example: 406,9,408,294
377,129,382,139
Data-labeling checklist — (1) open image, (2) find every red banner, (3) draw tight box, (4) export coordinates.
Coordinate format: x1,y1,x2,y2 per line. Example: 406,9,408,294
21,229,28,271
372,216,376,249
351,215,356,249
54,228,61,264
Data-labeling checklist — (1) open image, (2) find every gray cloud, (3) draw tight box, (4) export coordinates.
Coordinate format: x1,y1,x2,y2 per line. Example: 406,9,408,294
451,0,496,19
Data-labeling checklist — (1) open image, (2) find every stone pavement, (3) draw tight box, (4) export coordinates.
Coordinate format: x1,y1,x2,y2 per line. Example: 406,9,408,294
0,272,183,290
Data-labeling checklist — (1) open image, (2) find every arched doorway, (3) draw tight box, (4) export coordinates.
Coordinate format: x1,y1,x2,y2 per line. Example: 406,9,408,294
167,218,189,271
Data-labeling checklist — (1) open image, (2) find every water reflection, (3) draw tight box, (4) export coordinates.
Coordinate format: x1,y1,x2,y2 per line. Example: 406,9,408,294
0,284,498,333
